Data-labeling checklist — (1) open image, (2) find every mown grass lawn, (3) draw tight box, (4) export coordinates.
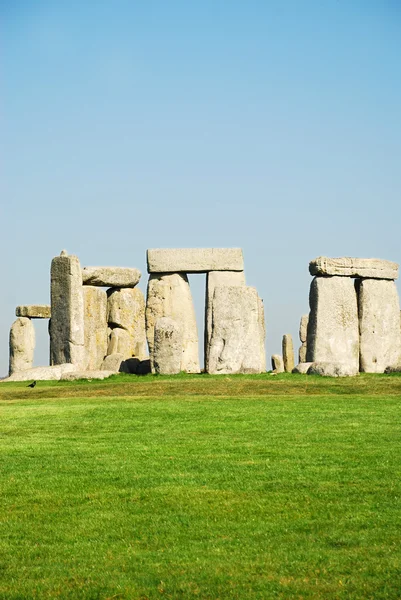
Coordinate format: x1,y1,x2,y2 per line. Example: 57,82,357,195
0,373,400,599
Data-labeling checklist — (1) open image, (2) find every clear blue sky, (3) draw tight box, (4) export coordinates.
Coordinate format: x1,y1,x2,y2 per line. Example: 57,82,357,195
2,1,401,376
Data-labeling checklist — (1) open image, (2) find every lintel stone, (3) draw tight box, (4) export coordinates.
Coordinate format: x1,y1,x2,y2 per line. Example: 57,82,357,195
147,248,244,273
82,267,141,288
16,305,51,319
309,256,398,280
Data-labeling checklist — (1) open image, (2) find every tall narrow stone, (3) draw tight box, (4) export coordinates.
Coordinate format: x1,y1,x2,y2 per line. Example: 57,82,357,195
107,288,147,360
358,279,401,372
146,273,200,373
204,271,245,370
153,317,183,374
282,334,295,372
298,314,309,363
9,317,35,375
83,286,108,370
208,286,262,374
258,296,267,372
50,252,85,368
306,276,359,370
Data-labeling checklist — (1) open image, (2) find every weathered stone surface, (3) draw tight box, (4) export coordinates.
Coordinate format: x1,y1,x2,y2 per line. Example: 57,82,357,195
83,287,108,370
153,317,183,374
271,354,284,373
147,248,244,273
50,252,85,368
204,271,246,370
307,276,359,370
146,273,200,373
384,365,401,373
208,286,262,374
309,256,398,280
9,317,35,375
60,370,115,381
307,362,358,377
2,363,76,382
292,362,314,374
282,334,295,373
258,296,267,372
358,279,401,373
107,327,132,358
82,266,141,288
107,288,147,360
16,305,51,319
299,314,309,343
101,353,125,372
298,343,307,363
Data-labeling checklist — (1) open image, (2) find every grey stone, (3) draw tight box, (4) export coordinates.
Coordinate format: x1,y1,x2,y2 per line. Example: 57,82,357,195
204,271,246,370
82,266,141,288
2,363,76,382
258,296,267,372
298,343,307,363
282,334,295,373
307,276,359,370
271,354,284,373
50,253,86,368
107,327,132,358
208,286,262,374
107,288,147,360
307,362,358,377
309,256,398,280
153,317,183,374
9,317,35,375
358,279,401,373
146,273,200,373
292,362,314,374
147,248,244,273
16,305,51,319
60,370,115,381
83,287,108,370
100,353,125,373
299,314,309,343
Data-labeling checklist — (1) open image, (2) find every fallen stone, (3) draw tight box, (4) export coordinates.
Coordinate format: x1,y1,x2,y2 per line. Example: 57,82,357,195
292,362,314,374
307,276,359,370
2,363,76,382
9,317,35,375
208,286,262,374
60,370,115,381
309,256,398,280
204,270,246,370
271,354,284,373
147,248,244,273
50,252,86,368
146,273,200,373
282,334,295,373
153,317,183,374
307,362,358,377
107,288,147,360
82,266,141,288
358,279,401,373
83,287,108,370
101,353,125,372
16,305,51,319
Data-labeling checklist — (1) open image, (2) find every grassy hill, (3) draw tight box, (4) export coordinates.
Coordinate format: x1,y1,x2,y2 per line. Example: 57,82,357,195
1,373,400,599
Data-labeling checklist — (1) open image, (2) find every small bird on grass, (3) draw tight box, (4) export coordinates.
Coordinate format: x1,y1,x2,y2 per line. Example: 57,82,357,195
27,381,37,388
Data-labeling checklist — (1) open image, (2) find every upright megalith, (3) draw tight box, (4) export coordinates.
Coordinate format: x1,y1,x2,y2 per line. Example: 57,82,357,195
358,279,401,372
107,288,147,360
50,251,85,368
9,317,35,375
208,286,263,374
83,286,108,370
298,314,309,363
204,270,246,370
146,273,200,373
258,296,267,372
282,334,295,373
153,317,183,374
306,276,359,370
271,354,284,373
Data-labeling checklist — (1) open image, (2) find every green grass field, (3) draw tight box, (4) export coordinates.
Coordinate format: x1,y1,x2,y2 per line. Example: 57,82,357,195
1,373,400,599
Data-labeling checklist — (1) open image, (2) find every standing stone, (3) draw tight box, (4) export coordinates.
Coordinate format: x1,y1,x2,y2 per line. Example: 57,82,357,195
9,317,35,375
146,273,200,373
258,296,267,372
298,314,309,363
107,288,147,360
204,271,246,370
107,327,132,358
83,286,108,370
358,279,401,372
208,286,262,374
50,252,85,368
282,334,295,373
306,276,359,370
153,317,183,374
271,354,284,373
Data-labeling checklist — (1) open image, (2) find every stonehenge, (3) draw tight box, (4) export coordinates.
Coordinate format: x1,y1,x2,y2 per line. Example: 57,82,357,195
4,248,401,381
